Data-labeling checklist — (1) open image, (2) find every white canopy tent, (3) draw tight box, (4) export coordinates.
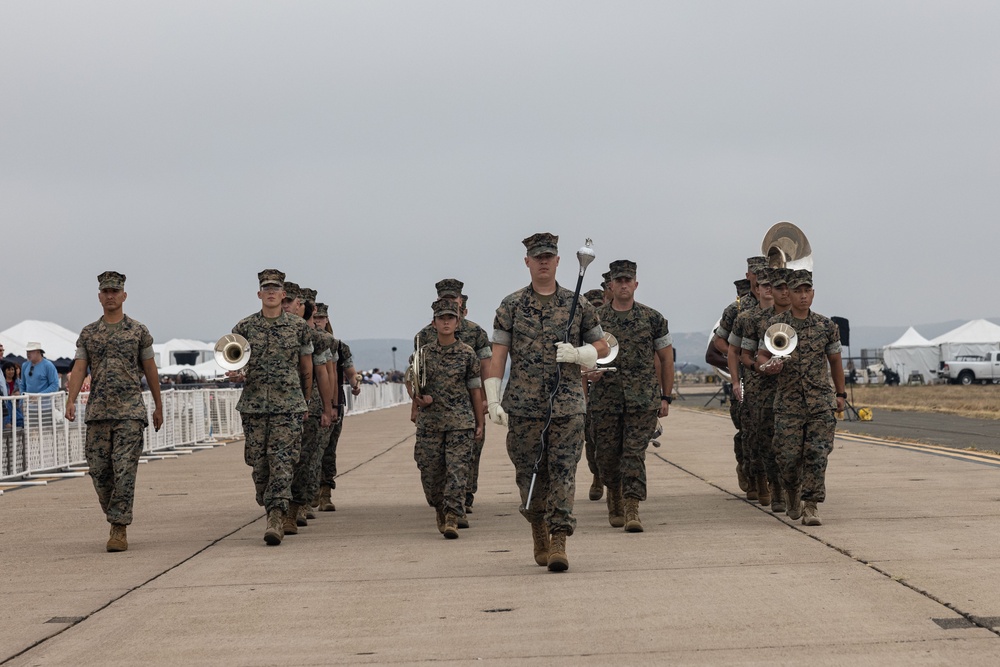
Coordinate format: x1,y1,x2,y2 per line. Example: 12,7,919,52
153,338,215,368
882,327,938,384
158,359,227,380
0,320,80,360
930,319,1000,361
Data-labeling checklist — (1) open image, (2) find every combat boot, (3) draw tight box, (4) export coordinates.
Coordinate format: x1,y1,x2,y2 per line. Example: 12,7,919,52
607,487,625,528
736,463,750,492
436,507,446,534
304,504,316,520
755,475,771,506
264,509,284,546
547,531,569,572
443,513,459,539
624,498,643,533
310,492,320,508
318,485,336,512
588,473,603,501
769,481,786,513
106,524,128,552
801,501,822,526
291,502,307,527
785,487,802,521
457,515,470,529
283,505,299,535
746,476,759,502
531,520,549,566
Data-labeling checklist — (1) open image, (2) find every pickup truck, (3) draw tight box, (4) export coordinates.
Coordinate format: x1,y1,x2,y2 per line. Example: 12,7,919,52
939,351,1000,385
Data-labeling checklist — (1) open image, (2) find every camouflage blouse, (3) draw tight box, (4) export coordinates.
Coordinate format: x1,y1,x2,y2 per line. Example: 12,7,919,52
75,315,155,424
415,339,481,432
233,311,313,415
493,284,604,418
765,309,842,415
589,301,671,413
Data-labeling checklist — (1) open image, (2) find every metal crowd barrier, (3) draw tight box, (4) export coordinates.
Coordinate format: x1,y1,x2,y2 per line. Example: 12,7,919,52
1,383,408,482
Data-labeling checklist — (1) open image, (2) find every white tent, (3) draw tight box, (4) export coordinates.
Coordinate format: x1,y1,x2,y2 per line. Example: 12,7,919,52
153,339,215,368
158,359,227,380
882,327,938,384
0,320,80,360
930,319,1000,361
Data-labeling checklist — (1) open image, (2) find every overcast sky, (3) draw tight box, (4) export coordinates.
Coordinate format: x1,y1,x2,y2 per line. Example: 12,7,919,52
2,1,997,345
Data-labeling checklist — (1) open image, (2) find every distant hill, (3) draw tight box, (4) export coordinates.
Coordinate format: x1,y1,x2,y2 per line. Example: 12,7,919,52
345,318,1000,373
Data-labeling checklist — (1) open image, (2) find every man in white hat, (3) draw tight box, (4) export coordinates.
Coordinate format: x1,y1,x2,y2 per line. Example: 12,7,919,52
20,342,59,394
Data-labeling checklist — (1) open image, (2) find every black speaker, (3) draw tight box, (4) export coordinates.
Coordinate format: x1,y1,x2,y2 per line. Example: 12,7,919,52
831,316,850,347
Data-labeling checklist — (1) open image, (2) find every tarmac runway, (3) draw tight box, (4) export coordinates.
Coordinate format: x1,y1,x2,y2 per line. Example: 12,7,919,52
2,405,999,665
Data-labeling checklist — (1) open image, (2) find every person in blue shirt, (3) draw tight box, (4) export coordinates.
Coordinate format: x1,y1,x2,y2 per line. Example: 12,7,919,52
20,342,60,394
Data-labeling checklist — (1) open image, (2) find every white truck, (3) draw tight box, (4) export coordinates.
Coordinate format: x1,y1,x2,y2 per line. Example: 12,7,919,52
939,351,1000,385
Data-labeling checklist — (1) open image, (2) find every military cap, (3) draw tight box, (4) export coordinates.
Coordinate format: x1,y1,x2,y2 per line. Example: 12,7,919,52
432,297,461,318
734,278,751,297
788,269,814,289
747,256,767,273
608,259,637,281
258,269,285,289
282,281,301,300
435,278,464,298
461,294,469,307
314,302,329,317
522,232,559,257
770,268,792,287
98,271,126,290
584,288,605,307
601,270,612,290
300,287,317,304
756,268,773,286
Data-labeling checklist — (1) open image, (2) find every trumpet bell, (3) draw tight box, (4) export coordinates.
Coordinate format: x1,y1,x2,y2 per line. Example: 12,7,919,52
215,334,251,371
597,332,619,365
764,323,798,357
762,222,812,271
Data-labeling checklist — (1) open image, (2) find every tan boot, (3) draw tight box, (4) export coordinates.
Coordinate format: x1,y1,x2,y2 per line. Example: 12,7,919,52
318,485,336,512
607,487,625,528
801,501,822,526
435,507,446,534
736,463,749,492
290,502,307,527
746,476,759,501
283,505,299,535
457,514,470,529
588,473,603,501
785,488,802,520
304,503,316,520
443,513,459,539
769,482,786,513
310,492,320,508
755,475,771,506
547,531,569,572
106,524,128,552
264,509,284,546
624,498,643,533
531,520,550,566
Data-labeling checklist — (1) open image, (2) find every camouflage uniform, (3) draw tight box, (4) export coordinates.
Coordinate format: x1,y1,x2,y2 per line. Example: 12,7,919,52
731,301,765,479
742,304,782,493
76,314,155,526
291,327,336,507
320,339,352,490
582,288,606,484
234,310,313,514
715,290,758,476
418,317,491,506
493,283,604,535
768,309,841,503
414,332,481,519
590,301,671,501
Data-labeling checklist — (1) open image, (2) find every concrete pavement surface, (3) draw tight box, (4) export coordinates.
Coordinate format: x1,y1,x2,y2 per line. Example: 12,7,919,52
2,405,999,665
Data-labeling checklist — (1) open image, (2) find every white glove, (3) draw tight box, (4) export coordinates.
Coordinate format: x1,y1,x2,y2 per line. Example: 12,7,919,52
555,342,598,369
484,377,508,427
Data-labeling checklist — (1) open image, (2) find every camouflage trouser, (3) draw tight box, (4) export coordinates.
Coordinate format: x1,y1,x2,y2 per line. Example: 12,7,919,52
506,415,584,535
84,419,145,525
757,402,781,490
415,428,474,518
291,415,331,506
464,422,486,507
773,410,835,503
730,395,743,472
740,391,764,477
319,418,343,488
241,412,303,513
584,408,599,477
592,409,657,501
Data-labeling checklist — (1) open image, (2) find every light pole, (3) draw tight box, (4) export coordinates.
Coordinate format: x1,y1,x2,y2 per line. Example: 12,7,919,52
391,346,398,374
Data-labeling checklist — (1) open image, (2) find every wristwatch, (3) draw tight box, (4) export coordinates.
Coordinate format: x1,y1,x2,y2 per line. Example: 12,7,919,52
661,395,673,404
835,392,848,399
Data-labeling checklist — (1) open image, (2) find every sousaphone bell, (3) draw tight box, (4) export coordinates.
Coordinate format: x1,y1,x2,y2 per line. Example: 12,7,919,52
215,333,251,371
762,222,812,270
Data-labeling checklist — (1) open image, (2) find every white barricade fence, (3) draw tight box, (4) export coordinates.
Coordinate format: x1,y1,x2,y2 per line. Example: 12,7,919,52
1,383,408,482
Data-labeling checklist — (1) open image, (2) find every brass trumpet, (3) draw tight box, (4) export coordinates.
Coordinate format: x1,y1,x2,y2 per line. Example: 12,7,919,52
214,334,251,371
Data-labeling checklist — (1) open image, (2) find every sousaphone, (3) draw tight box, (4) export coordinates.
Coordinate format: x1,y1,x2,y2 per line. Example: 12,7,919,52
762,222,812,270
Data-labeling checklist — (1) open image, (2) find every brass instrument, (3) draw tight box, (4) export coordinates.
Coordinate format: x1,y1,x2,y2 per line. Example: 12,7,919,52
760,323,798,372
761,221,812,270
582,332,618,375
214,334,251,371
410,333,427,396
